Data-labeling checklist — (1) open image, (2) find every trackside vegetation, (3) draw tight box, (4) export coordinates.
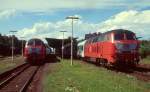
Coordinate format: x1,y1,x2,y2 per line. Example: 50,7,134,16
43,59,150,92
0,56,24,74
141,56,150,64
140,40,150,58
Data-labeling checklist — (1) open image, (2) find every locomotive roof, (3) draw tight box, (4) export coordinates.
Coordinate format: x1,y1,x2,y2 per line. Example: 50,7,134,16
104,29,135,34
27,38,42,42
92,29,135,38
86,29,135,42
27,38,48,44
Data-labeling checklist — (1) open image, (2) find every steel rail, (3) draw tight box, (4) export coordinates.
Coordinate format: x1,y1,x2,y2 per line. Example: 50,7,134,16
19,66,40,92
0,63,30,89
0,63,28,80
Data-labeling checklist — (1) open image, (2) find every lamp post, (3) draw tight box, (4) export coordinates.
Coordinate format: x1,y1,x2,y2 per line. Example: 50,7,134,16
9,30,17,61
66,16,79,66
59,31,67,61
20,37,24,56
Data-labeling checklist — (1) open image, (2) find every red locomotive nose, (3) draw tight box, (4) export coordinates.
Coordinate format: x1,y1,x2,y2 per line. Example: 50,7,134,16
23,38,47,64
113,41,139,64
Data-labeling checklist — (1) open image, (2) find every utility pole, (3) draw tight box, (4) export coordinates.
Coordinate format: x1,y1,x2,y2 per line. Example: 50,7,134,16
9,31,17,61
21,37,24,56
60,31,67,61
66,16,79,66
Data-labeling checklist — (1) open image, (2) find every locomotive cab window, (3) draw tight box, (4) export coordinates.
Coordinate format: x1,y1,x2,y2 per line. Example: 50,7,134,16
114,32,136,40
27,39,43,46
104,34,111,41
97,35,104,42
34,39,43,46
126,33,136,40
27,39,34,45
114,33,124,40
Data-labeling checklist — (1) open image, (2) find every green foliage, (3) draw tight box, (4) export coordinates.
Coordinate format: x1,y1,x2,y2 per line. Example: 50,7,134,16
0,34,26,56
140,40,150,58
141,56,150,64
0,56,24,74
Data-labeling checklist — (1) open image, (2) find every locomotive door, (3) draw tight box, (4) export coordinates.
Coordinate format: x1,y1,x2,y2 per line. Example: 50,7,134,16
96,35,103,59
98,42,103,59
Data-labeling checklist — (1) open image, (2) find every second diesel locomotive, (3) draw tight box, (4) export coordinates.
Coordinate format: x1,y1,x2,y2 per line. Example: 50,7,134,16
24,38,54,64
78,29,140,66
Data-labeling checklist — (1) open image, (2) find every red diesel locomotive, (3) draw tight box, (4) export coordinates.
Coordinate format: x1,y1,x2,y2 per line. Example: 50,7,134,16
24,38,53,64
84,29,140,66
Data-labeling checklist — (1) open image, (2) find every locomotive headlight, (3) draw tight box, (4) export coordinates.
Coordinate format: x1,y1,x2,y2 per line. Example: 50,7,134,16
115,43,123,50
130,43,137,53
129,43,137,50
115,43,123,54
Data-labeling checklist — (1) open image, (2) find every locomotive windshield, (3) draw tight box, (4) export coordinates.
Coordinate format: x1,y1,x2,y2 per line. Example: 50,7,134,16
114,32,136,40
27,39,34,45
27,39,43,46
126,33,136,40
114,33,124,40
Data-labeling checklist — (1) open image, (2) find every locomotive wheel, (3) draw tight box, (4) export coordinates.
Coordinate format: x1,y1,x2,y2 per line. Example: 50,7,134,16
95,58,100,66
99,59,107,67
103,59,108,67
101,59,107,67
83,57,88,62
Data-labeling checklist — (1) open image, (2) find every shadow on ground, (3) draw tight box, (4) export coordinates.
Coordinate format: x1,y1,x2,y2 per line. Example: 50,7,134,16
45,54,60,63
84,60,150,74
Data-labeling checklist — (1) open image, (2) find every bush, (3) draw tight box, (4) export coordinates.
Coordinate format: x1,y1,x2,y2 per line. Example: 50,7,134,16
139,40,150,58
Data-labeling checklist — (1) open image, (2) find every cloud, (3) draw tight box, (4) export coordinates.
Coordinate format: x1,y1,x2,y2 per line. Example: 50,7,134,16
0,9,16,19
0,0,149,12
17,10,150,40
97,10,150,39
16,16,99,40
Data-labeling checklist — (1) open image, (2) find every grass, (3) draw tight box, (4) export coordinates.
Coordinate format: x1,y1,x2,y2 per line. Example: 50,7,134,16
141,56,150,64
43,59,150,92
0,55,24,74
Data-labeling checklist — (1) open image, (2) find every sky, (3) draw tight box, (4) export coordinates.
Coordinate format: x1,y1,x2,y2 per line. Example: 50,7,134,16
0,0,150,40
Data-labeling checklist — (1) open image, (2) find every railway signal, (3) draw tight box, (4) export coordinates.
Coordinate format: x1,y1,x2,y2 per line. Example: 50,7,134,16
66,16,79,66
20,37,25,56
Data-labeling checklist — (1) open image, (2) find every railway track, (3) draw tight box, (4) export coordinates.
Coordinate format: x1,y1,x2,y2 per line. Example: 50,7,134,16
129,64,150,82
0,63,29,83
83,61,150,82
0,63,41,92
107,64,150,82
